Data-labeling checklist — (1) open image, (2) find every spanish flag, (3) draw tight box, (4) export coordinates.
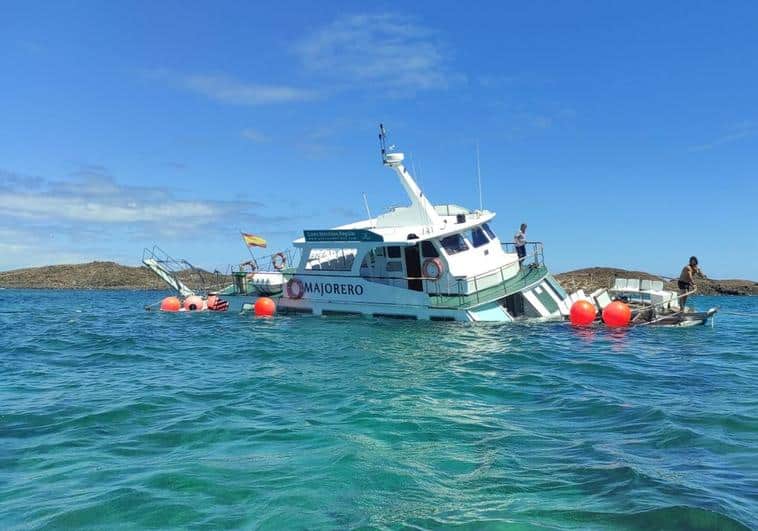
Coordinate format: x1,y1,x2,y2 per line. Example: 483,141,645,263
241,233,267,248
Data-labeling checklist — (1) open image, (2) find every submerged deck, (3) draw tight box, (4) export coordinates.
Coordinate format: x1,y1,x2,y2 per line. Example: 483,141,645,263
429,265,549,309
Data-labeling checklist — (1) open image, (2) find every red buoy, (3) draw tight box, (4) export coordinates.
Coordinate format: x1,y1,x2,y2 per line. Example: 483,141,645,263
254,297,276,317
569,300,596,326
602,301,631,327
183,295,205,311
160,296,181,312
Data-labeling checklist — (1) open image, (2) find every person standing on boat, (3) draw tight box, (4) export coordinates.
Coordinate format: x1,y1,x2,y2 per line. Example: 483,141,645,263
514,223,527,266
677,256,702,310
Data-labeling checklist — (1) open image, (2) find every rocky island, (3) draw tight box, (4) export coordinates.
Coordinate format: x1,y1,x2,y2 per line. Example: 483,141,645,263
0,262,755,295
0,261,227,291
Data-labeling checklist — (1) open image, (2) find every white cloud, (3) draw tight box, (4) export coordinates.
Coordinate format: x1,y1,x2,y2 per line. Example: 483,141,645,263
688,121,755,152
0,192,216,223
0,168,269,229
241,128,268,143
183,74,317,105
147,70,316,105
296,13,456,95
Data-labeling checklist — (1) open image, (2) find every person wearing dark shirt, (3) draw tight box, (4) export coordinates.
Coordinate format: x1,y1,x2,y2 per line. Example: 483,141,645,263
677,256,702,310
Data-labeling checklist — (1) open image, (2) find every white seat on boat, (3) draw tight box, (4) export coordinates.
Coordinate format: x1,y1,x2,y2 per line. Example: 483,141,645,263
568,289,589,304
626,279,640,291
594,290,613,310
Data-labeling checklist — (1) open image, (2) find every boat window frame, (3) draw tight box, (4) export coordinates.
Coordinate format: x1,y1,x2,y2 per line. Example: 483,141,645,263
468,226,489,248
304,247,358,271
421,240,439,258
439,233,469,255
482,223,497,240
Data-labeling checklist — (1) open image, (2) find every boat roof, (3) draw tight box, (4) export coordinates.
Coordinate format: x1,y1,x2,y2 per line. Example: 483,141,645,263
293,206,497,247
293,131,499,248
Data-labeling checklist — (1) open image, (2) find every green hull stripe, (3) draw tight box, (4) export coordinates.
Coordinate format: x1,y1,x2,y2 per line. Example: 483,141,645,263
534,283,560,313
545,275,568,300
429,265,549,309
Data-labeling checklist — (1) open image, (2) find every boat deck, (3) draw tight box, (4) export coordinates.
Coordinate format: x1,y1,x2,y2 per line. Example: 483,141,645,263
429,265,548,309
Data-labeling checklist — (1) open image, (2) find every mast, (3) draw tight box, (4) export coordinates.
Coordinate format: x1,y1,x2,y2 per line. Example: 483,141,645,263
378,124,442,226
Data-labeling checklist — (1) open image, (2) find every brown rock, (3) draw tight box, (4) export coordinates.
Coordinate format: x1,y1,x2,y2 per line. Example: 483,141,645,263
555,267,757,296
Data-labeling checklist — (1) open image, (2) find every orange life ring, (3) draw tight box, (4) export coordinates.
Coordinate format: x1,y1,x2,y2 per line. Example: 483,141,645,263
272,252,287,270
422,258,445,281
287,278,304,299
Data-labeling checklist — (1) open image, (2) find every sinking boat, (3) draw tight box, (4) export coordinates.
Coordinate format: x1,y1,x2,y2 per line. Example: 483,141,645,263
230,126,577,321
145,125,577,321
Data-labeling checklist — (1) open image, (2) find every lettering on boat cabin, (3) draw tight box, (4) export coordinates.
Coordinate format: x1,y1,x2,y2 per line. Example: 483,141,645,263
303,230,383,242
303,281,365,296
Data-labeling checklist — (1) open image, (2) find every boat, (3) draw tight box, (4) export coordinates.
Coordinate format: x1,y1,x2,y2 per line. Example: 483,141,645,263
209,125,570,321
146,125,575,321
569,277,718,327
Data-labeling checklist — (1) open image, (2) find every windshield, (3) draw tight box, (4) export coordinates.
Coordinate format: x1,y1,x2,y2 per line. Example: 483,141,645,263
440,234,469,255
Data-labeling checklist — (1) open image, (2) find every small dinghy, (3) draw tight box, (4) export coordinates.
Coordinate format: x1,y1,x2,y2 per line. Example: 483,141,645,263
565,276,718,327
633,307,718,327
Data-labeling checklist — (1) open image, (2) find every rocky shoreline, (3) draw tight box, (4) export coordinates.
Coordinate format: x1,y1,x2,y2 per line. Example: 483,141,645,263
0,262,755,295
0,262,227,291
554,267,757,296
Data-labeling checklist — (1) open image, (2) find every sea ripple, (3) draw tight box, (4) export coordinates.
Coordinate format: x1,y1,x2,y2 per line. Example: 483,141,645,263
0,290,756,529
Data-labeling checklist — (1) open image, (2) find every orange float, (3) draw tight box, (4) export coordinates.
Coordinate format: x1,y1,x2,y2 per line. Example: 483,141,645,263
602,301,631,327
160,296,181,312
254,297,276,317
569,300,596,326
183,295,205,311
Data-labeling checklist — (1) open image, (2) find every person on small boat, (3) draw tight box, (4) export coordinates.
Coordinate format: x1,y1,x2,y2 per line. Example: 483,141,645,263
514,223,527,267
677,256,702,310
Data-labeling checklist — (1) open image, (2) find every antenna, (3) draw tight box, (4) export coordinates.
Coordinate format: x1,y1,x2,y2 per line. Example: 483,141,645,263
476,140,483,211
378,123,388,164
362,192,373,221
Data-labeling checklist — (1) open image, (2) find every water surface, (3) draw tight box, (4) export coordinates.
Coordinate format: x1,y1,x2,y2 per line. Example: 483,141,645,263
1,290,756,529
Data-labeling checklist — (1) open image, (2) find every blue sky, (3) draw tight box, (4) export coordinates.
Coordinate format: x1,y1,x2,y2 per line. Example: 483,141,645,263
1,1,756,279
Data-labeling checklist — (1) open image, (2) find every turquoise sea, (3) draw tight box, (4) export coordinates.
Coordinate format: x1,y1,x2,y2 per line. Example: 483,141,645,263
1,290,756,530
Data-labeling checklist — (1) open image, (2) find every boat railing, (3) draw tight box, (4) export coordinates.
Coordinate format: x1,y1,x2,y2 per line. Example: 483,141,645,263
143,245,232,295
424,244,547,307
501,241,544,267
278,243,546,308
231,248,301,275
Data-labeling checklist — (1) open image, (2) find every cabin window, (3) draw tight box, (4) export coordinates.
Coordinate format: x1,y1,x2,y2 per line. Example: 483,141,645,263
386,261,403,272
421,241,439,258
469,227,489,248
305,248,357,271
440,234,469,255
482,223,497,240
387,246,401,259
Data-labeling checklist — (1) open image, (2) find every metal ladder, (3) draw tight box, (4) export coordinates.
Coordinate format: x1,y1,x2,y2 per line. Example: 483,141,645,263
142,246,197,297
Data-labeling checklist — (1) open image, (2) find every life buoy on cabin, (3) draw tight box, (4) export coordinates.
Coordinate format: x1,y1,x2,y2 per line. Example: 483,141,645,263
287,278,304,299
272,252,287,270
422,258,445,281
